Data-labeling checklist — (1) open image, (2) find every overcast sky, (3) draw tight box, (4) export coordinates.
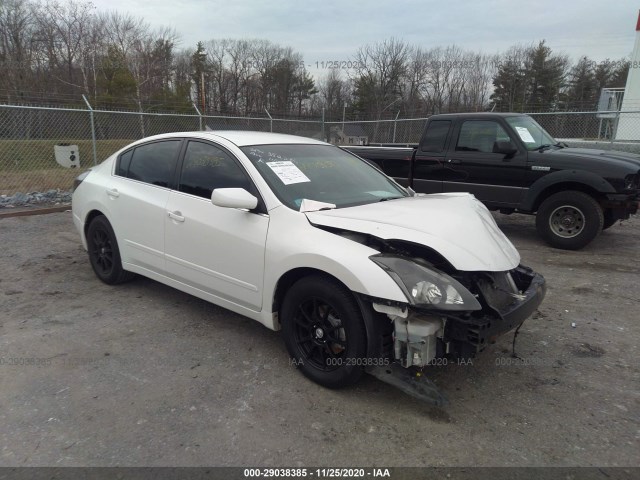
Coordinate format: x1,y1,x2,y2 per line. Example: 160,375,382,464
91,0,637,78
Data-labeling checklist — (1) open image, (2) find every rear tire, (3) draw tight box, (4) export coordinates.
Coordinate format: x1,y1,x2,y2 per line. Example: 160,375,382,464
86,215,135,285
281,275,367,388
536,191,603,250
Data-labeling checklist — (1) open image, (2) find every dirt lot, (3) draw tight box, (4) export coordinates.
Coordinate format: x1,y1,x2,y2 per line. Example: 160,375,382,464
0,211,638,467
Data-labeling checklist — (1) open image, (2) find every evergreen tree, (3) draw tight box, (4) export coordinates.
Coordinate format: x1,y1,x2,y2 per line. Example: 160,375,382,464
565,56,597,110
490,46,528,111
610,59,630,88
292,69,318,117
524,41,568,111
96,45,137,109
352,74,378,119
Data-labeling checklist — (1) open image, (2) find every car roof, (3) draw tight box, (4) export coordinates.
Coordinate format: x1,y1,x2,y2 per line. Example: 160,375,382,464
430,112,528,119
139,130,328,147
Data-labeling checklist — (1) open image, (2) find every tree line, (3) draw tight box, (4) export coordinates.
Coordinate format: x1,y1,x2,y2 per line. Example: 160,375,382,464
0,0,631,119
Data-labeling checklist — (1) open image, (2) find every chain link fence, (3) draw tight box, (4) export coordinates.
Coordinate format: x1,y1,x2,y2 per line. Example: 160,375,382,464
0,104,324,198
528,111,640,154
2,104,640,199
324,118,428,146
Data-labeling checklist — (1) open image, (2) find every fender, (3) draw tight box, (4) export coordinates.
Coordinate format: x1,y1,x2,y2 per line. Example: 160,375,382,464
74,200,116,250
521,169,616,211
263,250,408,311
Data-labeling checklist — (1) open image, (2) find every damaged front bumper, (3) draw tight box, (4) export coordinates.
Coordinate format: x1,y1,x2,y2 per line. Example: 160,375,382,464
444,266,546,359
368,265,546,405
377,265,547,366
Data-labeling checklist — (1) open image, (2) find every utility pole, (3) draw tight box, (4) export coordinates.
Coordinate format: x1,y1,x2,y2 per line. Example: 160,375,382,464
201,72,206,114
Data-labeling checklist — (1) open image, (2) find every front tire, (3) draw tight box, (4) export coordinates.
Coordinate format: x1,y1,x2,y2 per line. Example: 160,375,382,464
281,275,367,388
536,191,603,250
87,215,135,285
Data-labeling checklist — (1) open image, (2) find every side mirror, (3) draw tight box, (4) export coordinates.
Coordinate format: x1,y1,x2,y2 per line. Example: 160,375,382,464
494,141,518,156
211,188,258,210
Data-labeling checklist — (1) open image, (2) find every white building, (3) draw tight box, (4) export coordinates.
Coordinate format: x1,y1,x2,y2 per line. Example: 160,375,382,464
615,10,640,140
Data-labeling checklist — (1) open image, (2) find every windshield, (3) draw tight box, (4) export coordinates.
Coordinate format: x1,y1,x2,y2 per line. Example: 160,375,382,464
241,144,408,210
506,116,556,151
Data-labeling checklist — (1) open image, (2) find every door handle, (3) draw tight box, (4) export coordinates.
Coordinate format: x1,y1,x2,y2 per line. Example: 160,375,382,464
447,159,461,164
167,210,185,223
106,188,120,198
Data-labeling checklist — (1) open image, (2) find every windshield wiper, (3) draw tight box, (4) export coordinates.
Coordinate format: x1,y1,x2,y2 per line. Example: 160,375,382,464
538,142,567,152
378,196,404,202
299,199,336,212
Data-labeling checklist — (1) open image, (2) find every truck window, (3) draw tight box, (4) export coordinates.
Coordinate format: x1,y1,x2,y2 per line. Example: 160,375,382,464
456,120,511,153
505,116,556,150
420,120,451,152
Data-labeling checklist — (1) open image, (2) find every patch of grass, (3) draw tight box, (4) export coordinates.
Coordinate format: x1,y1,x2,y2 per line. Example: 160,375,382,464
0,139,132,171
0,139,133,195
1,168,80,195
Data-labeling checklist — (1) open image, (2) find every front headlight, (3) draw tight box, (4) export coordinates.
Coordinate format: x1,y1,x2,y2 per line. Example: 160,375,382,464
370,254,481,311
624,174,639,191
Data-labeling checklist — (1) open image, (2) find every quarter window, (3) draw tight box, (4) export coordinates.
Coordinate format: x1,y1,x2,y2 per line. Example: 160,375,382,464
127,141,181,187
115,149,133,177
179,141,250,199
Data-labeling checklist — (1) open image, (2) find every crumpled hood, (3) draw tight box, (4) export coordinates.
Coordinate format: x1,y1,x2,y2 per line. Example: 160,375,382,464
305,193,520,272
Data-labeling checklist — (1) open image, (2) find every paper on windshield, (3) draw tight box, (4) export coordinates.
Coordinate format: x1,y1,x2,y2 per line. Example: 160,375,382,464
515,126,536,143
266,160,310,185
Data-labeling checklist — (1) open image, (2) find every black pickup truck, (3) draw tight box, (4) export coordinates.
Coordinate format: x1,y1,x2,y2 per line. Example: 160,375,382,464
344,113,640,250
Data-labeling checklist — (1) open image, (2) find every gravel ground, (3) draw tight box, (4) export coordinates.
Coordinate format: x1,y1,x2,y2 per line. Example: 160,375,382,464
0,211,638,468
0,190,72,209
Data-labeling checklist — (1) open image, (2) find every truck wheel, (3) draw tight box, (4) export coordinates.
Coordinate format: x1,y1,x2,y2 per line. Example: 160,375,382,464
536,191,604,250
281,275,367,388
87,215,135,284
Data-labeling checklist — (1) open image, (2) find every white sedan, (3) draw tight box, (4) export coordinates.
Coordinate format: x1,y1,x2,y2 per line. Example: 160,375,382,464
72,131,545,398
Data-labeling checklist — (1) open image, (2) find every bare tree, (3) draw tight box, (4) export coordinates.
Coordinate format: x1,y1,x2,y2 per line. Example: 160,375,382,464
78,11,105,98
33,0,95,92
204,39,230,113
318,69,349,120
353,37,410,119
103,11,146,59
226,39,253,113
419,45,466,114
461,52,497,111
0,0,37,102
401,47,429,116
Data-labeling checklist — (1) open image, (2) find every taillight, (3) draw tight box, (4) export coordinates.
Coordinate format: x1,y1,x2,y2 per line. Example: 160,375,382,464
72,170,91,193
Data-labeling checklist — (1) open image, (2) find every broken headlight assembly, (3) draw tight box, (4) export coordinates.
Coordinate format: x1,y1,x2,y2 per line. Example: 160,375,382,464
370,254,481,311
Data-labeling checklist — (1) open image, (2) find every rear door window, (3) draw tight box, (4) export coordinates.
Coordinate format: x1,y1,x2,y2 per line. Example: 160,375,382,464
420,120,451,153
127,140,181,187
